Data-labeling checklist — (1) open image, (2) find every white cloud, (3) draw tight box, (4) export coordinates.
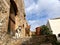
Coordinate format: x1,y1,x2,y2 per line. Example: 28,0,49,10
28,20,41,30
26,3,38,12
24,0,35,8
25,0,60,17
24,0,60,30
28,20,46,30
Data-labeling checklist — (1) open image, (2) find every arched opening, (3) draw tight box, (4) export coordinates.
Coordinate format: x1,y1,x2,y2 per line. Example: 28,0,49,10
8,0,18,34
10,0,18,15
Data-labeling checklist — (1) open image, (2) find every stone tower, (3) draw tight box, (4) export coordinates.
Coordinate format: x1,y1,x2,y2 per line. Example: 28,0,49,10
0,0,27,38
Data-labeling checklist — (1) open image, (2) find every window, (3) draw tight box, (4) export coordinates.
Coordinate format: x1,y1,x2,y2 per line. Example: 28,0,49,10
58,34,60,37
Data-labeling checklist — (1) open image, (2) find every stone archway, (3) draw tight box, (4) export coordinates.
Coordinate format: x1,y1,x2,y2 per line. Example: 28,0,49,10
8,0,18,34
10,0,18,16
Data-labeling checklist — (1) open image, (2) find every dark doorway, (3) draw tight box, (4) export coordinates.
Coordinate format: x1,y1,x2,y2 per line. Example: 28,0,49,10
10,0,18,16
8,0,18,34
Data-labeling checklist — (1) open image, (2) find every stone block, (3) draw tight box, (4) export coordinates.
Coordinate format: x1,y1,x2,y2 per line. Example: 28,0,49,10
41,43,52,45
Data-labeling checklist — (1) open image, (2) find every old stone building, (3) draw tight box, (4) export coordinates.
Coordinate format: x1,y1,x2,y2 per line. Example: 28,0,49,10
25,24,30,37
35,27,41,36
0,0,27,38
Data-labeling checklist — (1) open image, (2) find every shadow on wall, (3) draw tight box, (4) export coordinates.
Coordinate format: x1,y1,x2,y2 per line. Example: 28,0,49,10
8,0,18,34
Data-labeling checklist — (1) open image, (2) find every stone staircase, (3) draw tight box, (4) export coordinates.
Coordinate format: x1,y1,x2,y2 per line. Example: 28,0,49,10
0,33,57,45
0,32,31,45
21,35,57,45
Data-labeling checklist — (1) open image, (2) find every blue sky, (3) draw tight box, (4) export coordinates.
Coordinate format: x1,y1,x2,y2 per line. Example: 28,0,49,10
24,0,60,31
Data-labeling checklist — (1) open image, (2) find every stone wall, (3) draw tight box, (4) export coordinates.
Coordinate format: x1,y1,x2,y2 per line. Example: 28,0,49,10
0,34,58,45
22,35,57,45
0,0,10,32
14,0,26,38
0,0,27,38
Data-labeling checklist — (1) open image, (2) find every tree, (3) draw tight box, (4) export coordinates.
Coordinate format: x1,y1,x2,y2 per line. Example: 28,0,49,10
40,25,52,35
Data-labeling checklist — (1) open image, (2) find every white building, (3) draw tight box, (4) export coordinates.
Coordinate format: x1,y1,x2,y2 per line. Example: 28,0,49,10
46,18,60,36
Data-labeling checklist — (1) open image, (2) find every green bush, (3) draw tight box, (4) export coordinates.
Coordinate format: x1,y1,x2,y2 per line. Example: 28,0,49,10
40,25,53,35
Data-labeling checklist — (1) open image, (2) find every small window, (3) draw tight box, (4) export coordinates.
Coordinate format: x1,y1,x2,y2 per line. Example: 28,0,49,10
19,29,21,31
23,24,24,27
24,14,26,17
58,34,60,37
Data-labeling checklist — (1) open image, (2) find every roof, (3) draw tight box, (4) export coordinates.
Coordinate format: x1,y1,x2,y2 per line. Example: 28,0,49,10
49,17,60,20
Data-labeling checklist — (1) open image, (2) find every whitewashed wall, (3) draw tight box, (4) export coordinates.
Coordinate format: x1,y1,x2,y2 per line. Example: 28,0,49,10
47,19,60,36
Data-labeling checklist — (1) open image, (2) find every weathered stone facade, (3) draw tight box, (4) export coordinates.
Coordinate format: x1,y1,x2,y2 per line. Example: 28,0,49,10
25,24,30,37
0,0,27,38
0,0,10,32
